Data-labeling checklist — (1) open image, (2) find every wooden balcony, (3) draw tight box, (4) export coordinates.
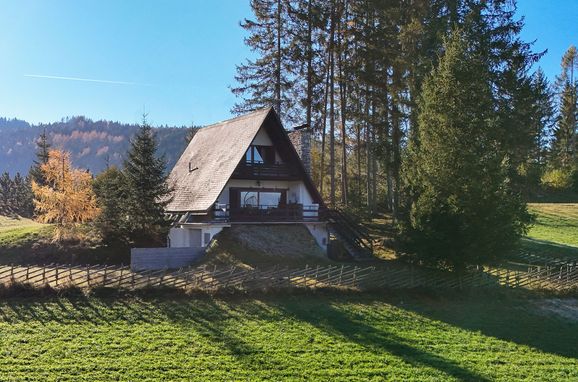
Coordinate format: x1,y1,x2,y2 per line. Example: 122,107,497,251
212,204,323,223
232,162,300,180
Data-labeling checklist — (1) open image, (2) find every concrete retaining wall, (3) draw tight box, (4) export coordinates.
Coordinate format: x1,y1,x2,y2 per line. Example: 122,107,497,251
131,247,205,271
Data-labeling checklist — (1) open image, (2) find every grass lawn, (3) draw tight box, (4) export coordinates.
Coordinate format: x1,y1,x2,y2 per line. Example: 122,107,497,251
520,204,578,262
527,203,578,247
0,292,576,381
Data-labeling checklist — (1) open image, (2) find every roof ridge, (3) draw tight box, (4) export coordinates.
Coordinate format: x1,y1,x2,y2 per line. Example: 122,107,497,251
199,108,271,131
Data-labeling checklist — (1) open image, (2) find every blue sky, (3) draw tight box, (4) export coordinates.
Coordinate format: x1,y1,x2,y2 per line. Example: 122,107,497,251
0,0,576,127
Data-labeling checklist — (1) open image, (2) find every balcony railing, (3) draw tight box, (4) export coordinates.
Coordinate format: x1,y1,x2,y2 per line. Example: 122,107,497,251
232,162,299,179
213,203,323,222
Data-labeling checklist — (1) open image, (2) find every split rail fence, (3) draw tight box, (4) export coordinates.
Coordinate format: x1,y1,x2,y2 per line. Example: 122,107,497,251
0,263,577,292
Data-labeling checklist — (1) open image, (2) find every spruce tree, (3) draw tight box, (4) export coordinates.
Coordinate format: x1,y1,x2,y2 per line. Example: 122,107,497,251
231,0,294,121
29,127,51,186
551,46,578,168
93,166,129,245
402,30,532,270
123,116,173,246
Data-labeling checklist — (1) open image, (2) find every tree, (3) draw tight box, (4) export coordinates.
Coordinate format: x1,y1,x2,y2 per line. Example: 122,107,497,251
29,127,51,186
93,166,129,245
231,0,295,122
123,116,173,246
31,150,99,241
401,30,532,270
550,46,578,168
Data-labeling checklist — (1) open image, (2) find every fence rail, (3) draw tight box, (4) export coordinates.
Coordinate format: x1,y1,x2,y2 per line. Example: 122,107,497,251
0,262,577,292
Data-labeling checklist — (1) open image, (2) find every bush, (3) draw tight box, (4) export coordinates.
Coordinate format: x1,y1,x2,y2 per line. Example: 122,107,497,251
541,168,574,191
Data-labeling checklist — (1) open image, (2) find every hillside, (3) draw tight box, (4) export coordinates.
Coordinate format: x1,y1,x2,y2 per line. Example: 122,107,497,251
0,116,191,175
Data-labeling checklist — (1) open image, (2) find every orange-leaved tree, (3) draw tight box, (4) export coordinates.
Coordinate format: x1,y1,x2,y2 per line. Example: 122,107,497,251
31,149,100,241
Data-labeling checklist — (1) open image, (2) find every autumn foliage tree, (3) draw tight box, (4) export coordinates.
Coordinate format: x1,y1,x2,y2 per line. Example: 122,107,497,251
31,149,100,241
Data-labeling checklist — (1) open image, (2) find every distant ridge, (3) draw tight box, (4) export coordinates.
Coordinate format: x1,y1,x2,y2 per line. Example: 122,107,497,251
0,116,192,175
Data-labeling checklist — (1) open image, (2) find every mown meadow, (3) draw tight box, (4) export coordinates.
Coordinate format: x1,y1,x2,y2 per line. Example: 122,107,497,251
0,292,576,381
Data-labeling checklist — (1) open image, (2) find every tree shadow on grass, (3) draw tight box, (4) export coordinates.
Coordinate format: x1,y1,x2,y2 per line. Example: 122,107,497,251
392,290,578,360
270,296,490,382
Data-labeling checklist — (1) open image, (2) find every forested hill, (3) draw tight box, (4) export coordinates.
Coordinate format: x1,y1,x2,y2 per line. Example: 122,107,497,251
0,116,190,175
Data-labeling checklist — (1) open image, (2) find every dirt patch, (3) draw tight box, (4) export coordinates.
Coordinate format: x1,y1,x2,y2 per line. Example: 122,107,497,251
535,298,578,322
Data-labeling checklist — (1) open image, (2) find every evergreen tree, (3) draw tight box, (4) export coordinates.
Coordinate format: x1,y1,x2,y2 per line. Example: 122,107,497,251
93,166,129,245
529,69,555,166
123,116,173,246
12,172,34,217
29,127,51,186
232,0,294,121
551,46,578,168
0,172,11,214
401,30,532,270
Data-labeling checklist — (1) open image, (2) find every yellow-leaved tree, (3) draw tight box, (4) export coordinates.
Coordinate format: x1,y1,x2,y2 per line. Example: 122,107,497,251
31,149,100,241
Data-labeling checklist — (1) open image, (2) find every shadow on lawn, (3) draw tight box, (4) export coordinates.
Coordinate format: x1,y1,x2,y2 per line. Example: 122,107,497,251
391,291,578,360
271,296,490,382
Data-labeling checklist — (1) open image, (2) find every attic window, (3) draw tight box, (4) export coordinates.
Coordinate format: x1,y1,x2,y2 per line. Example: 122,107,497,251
245,145,275,165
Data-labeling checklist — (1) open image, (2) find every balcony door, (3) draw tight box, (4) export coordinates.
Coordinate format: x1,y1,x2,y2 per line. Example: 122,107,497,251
230,188,286,210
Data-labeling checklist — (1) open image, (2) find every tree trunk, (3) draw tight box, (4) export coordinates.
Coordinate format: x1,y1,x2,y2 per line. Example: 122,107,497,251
275,0,282,117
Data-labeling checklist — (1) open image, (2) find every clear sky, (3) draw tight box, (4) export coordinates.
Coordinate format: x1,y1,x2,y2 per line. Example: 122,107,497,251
0,0,576,127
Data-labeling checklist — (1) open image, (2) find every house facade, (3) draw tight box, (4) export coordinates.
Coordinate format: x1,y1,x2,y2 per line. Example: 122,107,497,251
165,108,329,252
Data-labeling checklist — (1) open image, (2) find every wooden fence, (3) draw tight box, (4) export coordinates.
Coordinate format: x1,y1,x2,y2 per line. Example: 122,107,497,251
0,263,577,292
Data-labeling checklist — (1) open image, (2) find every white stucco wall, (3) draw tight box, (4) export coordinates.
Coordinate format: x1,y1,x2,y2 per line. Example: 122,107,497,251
169,225,227,248
304,223,329,252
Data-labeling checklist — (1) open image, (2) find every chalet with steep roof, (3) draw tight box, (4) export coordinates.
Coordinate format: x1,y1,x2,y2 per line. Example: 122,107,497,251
165,108,329,252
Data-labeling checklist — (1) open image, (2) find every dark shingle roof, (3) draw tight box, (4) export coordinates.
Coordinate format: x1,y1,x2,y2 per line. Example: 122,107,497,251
165,108,271,212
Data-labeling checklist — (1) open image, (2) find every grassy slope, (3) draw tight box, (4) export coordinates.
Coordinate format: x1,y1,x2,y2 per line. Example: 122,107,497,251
522,203,578,260
0,293,576,381
0,215,52,251
0,215,128,265
527,204,578,247
204,225,331,268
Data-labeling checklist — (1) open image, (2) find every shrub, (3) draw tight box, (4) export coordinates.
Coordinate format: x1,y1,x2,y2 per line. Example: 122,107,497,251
541,168,574,191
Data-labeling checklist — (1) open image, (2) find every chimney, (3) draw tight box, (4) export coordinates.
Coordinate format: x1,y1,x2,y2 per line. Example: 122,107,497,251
288,124,312,176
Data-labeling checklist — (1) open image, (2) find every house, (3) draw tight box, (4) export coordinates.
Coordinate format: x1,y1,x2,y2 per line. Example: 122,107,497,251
165,107,329,253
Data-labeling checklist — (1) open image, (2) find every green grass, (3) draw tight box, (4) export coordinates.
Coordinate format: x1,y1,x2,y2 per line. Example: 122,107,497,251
0,292,576,381
519,203,578,262
527,203,578,247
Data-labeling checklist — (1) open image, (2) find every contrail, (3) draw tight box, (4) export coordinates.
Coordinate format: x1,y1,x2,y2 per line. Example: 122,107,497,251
24,74,150,86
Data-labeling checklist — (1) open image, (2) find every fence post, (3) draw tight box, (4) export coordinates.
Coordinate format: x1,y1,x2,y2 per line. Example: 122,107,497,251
55,265,59,286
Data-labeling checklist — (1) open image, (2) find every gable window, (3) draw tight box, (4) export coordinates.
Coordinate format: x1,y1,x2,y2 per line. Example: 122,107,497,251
245,145,275,165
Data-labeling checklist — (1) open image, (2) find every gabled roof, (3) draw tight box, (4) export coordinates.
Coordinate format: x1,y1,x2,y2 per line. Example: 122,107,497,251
166,108,270,212
165,107,323,213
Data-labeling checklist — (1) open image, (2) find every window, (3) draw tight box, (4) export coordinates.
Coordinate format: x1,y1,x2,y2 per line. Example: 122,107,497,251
240,190,283,209
245,146,275,164
241,191,258,207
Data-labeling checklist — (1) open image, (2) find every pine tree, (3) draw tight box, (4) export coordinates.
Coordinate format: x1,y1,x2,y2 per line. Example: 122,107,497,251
29,127,51,186
0,172,11,214
401,30,532,270
93,166,129,245
231,0,294,121
123,116,173,246
551,46,578,168
529,69,555,166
